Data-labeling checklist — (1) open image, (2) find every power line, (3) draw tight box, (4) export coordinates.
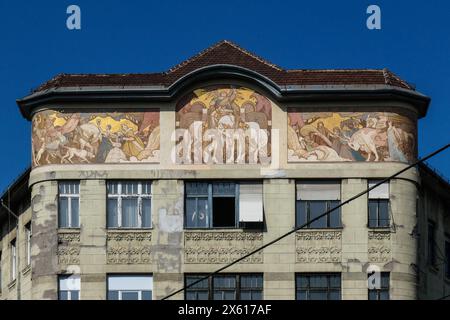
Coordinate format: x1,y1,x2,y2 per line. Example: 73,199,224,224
162,143,450,300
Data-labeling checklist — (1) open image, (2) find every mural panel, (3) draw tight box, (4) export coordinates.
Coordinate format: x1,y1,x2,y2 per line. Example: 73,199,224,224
287,111,416,163
32,110,160,166
176,86,272,164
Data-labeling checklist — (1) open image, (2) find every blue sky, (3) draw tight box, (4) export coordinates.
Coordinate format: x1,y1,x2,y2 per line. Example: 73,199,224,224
0,0,449,192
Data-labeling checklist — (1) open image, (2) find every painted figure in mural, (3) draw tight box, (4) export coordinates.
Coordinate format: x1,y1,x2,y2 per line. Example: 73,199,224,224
105,132,127,163
120,124,145,159
95,124,114,163
287,111,416,163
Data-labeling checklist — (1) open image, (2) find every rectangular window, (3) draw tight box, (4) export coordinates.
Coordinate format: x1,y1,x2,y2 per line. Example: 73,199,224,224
58,275,80,300
58,181,80,228
10,239,16,281
368,272,390,300
107,181,152,229
445,240,450,279
25,222,32,266
296,181,341,228
428,220,437,267
0,251,2,292
296,273,341,300
368,180,390,228
185,181,263,229
185,274,263,300
107,275,153,300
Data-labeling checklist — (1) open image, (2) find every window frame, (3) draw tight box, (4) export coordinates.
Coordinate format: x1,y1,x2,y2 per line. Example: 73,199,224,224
295,273,341,300
445,239,450,279
368,198,390,228
368,272,390,300
107,181,152,229
184,181,240,229
106,274,153,301
58,181,80,229
295,181,342,229
428,220,437,267
58,274,80,300
10,239,16,282
25,222,32,266
296,199,342,229
185,273,263,300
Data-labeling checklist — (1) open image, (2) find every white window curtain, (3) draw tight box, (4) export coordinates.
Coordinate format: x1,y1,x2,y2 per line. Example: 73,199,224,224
108,275,153,291
368,180,389,199
59,275,80,291
296,181,341,201
239,182,263,222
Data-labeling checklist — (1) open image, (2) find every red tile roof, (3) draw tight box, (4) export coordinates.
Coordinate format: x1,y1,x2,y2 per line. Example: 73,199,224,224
33,40,414,92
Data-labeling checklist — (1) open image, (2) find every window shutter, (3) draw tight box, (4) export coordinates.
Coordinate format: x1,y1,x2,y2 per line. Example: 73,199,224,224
108,275,153,291
239,182,263,222
368,180,389,199
296,181,341,200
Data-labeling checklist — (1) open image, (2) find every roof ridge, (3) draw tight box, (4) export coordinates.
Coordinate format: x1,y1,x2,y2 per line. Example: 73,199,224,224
166,40,284,74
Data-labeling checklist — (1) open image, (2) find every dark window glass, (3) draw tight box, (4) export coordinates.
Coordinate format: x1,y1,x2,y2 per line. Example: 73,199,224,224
212,197,235,228
59,197,69,228
142,199,152,228
142,291,152,300
368,272,390,300
186,274,262,300
185,182,237,229
59,291,68,300
369,199,390,228
295,274,341,300
445,241,450,279
428,221,437,266
122,291,139,300
296,201,341,229
107,198,118,228
108,291,119,300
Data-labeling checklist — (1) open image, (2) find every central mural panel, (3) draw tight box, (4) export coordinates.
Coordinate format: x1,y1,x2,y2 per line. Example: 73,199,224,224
175,86,272,165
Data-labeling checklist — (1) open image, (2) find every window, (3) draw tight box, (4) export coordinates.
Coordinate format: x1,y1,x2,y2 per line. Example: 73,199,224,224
296,181,341,228
368,272,389,300
428,220,437,267
296,273,341,300
185,181,263,229
58,181,80,228
185,274,263,300
368,180,390,228
25,222,32,266
445,240,450,279
107,181,152,228
107,275,153,300
0,251,2,292
58,275,80,300
10,239,16,281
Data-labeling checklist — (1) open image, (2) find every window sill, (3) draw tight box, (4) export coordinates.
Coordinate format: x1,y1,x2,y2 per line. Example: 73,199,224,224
296,227,343,231
58,228,80,232
184,228,245,232
22,265,31,276
367,226,391,230
107,228,153,231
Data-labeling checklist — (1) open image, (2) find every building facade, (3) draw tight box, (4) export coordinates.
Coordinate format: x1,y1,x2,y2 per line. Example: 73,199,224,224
1,41,449,300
